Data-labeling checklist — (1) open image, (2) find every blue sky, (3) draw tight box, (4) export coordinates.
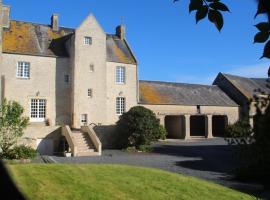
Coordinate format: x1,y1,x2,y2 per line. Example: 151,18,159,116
3,0,270,84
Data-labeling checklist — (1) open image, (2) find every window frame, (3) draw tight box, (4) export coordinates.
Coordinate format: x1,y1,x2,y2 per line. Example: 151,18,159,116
115,66,125,84
84,36,92,45
17,61,30,79
64,74,70,83
30,99,46,122
88,88,93,98
81,114,88,125
116,97,125,115
89,64,95,72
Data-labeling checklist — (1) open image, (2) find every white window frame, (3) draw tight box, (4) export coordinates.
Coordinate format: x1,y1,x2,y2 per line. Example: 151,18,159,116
17,61,30,79
30,99,46,122
116,97,125,115
84,36,92,45
88,89,93,98
116,66,125,84
81,114,88,125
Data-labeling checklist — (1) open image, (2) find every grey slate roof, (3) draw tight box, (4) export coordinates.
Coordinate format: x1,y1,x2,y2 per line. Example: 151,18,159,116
139,80,238,106
221,73,270,98
3,20,137,64
106,34,136,64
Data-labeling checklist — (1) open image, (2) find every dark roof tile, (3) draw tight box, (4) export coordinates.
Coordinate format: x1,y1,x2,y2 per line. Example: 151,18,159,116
221,73,270,98
139,80,238,106
3,20,137,64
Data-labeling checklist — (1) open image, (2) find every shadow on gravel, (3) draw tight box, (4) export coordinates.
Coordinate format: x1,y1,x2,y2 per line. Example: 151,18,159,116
152,144,239,174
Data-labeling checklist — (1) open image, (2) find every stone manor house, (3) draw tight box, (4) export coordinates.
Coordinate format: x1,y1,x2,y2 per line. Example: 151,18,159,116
0,2,269,156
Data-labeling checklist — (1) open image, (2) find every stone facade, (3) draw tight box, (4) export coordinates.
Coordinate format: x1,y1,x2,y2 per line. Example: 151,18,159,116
0,6,138,153
0,4,246,154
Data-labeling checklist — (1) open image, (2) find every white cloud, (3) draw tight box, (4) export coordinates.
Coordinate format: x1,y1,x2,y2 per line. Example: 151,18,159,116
173,61,270,85
226,62,269,78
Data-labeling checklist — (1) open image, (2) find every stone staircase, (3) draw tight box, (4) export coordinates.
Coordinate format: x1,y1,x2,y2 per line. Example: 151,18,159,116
72,130,99,156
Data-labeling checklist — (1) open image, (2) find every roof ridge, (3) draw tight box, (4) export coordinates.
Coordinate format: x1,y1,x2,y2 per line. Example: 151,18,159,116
139,80,218,88
10,19,75,30
11,19,118,36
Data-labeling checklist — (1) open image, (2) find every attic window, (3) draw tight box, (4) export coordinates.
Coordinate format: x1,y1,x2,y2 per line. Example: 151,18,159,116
84,36,92,45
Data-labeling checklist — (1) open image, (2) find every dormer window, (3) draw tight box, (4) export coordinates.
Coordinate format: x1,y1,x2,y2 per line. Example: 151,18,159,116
84,36,92,45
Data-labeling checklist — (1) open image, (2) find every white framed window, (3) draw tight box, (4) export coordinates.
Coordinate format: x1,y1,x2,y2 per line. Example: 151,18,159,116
88,89,93,98
116,66,125,84
17,61,30,79
64,75,70,83
81,114,88,125
30,99,46,122
84,36,92,45
116,97,125,115
90,64,94,72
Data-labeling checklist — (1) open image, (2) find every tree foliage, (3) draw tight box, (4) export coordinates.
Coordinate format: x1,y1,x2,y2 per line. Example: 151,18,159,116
173,0,270,59
0,99,29,156
115,106,167,149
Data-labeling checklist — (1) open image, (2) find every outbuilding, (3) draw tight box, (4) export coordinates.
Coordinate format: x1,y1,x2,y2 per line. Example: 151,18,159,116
139,81,239,139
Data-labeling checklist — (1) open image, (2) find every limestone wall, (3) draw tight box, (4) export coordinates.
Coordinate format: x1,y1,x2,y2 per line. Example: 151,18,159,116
106,61,138,124
141,104,239,125
72,14,107,128
1,53,71,126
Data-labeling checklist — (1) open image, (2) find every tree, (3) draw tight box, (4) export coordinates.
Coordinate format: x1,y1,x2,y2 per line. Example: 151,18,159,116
115,106,166,149
173,0,270,59
0,99,29,157
173,0,270,186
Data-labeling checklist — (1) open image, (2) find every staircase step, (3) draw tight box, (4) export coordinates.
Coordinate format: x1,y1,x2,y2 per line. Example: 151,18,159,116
76,152,100,157
77,148,95,153
71,130,96,154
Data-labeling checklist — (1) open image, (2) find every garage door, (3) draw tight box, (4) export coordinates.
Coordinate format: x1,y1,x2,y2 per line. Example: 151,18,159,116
36,139,54,155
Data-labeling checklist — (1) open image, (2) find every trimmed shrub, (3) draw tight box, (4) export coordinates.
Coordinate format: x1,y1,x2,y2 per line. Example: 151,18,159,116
0,145,37,160
116,106,167,148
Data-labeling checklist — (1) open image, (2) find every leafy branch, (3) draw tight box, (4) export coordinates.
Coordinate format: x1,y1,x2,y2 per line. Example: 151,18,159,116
173,0,270,59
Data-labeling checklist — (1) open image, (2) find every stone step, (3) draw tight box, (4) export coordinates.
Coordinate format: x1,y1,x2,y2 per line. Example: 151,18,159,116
76,152,100,157
70,130,97,154
77,148,95,152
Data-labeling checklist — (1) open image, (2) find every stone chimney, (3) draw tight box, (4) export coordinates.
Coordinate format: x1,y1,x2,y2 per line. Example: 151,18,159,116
2,4,10,29
51,14,59,32
116,25,125,40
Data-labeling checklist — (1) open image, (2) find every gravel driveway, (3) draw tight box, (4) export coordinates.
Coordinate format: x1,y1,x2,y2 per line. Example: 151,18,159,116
52,138,266,197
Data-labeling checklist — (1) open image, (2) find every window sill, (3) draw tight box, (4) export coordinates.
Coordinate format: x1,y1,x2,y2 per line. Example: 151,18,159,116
16,77,30,80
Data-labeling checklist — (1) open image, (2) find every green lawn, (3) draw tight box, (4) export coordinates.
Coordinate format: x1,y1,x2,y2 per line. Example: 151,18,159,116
8,164,253,200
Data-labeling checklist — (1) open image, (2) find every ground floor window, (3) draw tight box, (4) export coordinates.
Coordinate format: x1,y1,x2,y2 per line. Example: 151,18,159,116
116,97,125,115
30,99,46,122
81,114,88,125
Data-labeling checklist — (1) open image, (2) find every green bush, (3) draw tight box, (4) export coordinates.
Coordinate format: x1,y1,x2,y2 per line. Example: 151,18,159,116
0,145,37,160
225,119,253,145
138,145,153,152
116,106,167,149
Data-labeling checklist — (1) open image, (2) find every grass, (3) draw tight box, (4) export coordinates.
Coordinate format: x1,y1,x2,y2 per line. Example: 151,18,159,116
8,164,254,200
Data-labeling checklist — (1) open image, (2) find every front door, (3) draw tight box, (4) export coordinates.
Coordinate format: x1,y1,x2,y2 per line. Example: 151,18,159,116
30,99,46,122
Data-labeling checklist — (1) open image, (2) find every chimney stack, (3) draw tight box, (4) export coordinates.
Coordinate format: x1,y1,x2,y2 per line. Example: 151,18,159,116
2,4,10,29
116,25,125,40
51,14,59,32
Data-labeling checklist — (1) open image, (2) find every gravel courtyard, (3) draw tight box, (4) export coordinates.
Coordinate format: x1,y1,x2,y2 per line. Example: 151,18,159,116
51,138,265,197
